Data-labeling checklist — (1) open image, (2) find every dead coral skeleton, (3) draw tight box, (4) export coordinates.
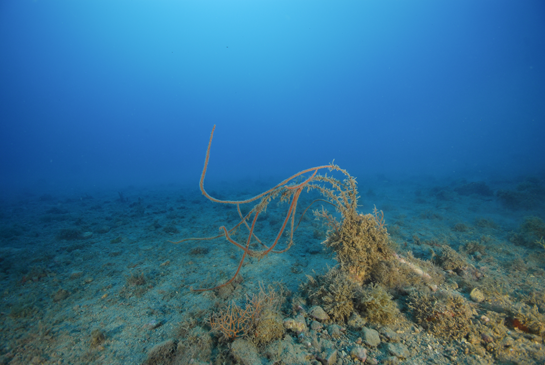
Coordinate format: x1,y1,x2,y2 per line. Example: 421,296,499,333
171,125,361,291
172,125,432,292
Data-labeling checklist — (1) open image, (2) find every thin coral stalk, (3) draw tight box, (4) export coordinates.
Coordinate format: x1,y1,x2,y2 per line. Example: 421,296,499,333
171,125,341,291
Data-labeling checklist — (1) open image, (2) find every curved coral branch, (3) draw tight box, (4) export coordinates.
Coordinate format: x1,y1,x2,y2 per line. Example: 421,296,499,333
173,125,354,292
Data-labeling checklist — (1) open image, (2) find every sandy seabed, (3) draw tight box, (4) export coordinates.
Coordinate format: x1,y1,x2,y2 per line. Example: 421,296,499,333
1,173,544,365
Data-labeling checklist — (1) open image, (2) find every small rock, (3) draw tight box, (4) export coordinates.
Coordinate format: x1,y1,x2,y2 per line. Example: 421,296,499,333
327,324,343,338
382,356,400,365
321,349,337,365
31,356,45,364
144,319,164,330
473,345,487,357
82,231,93,239
468,333,481,345
380,327,400,342
284,314,308,334
470,288,485,303
309,306,330,321
350,346,367,362
69,270,83,280
216,283,235,299
500,336,514,348
426,283,438,292
386,343,410,359
90,329,106,347
53,288,70,302
310,320,323,331
481,333,494,343
362,327,381,347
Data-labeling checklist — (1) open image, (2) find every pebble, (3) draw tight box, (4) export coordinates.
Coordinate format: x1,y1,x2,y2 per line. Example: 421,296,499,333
323,349,337,365
386,343,410,359
426,283,438,292
52,289,70,302
350,346,367,362
283,314,308,334
69,270,83,280
470,288,485,303
327,324,343,338
144,319,164,330
500,336,514,348
309,306,330,321
382,355,400,364
481,333,494,343
362,327,381,347
380,327,400,342
310,320,323,331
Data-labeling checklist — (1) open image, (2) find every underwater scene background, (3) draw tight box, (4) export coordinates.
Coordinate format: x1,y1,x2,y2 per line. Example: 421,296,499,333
1,1,545,364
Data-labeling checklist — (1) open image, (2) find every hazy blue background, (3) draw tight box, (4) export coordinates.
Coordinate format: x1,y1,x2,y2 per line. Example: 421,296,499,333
1,0,544,195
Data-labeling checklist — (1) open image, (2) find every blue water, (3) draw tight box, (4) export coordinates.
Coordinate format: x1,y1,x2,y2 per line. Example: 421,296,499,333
1,0,544,195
